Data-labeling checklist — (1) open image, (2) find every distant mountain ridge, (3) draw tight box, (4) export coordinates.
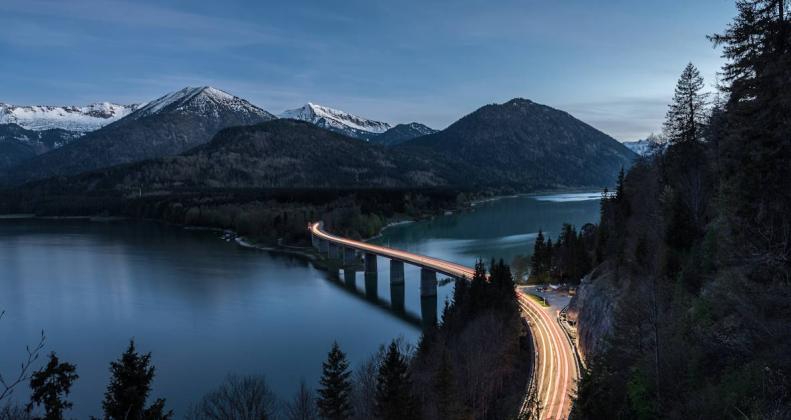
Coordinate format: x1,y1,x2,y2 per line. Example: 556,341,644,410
372,122,438,146
622,134,666,156
25,119,463,192
280,102,392,139
2,86,275,184
2,91,636,193
0,102,142,132
399,98,636,188
0,123,81,170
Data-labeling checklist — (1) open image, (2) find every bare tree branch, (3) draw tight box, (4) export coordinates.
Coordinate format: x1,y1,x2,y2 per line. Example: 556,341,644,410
0,311,46,403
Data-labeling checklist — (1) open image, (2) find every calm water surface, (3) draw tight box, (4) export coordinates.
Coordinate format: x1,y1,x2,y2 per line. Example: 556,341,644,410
0,192,599,416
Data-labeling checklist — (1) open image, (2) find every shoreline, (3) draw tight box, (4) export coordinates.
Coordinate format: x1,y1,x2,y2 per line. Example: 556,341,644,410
0,188,603,265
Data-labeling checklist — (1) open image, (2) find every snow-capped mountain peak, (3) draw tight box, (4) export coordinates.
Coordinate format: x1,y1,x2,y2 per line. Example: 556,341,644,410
0,101,142,132
128,86,274,120
622,133,667,156
280,102,392,139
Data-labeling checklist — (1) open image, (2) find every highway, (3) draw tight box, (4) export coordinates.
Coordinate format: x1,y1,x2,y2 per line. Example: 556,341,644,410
309,222,475,278
310,222,578,419
518,291,577,419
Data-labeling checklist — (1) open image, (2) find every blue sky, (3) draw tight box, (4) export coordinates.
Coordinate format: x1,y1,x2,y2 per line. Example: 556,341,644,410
0,0,736,140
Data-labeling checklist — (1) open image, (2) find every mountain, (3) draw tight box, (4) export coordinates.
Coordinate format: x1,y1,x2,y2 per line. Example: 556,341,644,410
622,133,666,156
371,122,438,146
2,86,276,185
26,119,462,192
0,123,81,170
280,102,392,140
398,98,637,189
0,102,141,132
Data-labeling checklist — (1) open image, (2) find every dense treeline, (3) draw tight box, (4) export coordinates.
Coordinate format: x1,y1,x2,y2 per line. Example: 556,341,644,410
526,222,598,285
573,1,791,418
2,260,530,419
0,187,466,244
411,260,530,419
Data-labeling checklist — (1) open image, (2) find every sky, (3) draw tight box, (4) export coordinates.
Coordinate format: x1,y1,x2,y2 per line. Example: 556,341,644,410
0,0,737,141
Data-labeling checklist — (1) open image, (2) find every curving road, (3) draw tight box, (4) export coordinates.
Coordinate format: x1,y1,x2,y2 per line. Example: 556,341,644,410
309,222,474,278
309,222,577,419
518,291,577,420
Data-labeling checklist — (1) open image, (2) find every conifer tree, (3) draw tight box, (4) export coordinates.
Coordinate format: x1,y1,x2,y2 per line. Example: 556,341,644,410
433,352,456,419
530,230,546,280
544,238,554,281
101,340,171,420
663,62,708,145
374,341,418,420
450,277,469,320
615,167,625,202
710,0,791,278
27,353,78,420
469,259,488,311
316,342,353,420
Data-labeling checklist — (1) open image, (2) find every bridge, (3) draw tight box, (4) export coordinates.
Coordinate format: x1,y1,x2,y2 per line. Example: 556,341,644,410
309,221,577,420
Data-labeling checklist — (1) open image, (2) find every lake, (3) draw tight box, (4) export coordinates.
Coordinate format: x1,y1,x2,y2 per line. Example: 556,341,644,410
0,192,600,416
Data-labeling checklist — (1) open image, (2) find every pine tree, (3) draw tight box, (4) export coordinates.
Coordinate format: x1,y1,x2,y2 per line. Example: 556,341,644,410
101,340,171,420
709,0,791,279
615,167,625,202
530,230,545,280
491,259,516,303
544,238,554,282
316,342,353,420
27,353,78,420
374,341,418,420
433,352,456,419
663,62,708,145
469,259,488,312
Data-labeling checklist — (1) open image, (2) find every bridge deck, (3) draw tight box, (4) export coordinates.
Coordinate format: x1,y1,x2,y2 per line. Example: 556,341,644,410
309,222,474,278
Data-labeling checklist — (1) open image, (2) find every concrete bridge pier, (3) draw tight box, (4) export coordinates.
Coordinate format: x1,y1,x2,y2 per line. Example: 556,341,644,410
343,247,358,266
390,281,405,312
364,272,377,300
420,268,437,297
390,260,405,285
343,268,356,289
328,243,340,260
364,253,377,275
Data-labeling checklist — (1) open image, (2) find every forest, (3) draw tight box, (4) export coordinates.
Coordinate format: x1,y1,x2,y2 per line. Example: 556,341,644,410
571,1,791,418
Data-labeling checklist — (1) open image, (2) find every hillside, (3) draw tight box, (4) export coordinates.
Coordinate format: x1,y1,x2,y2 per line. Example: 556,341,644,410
2,87,275,185
371,122,438,146
400,98,636,188
0,123,81,170
29,119,463,193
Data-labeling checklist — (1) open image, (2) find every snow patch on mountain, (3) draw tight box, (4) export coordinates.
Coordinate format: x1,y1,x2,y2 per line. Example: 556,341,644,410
622,133,667,156
0,102,142,132
280,102,392,138
129,86,274,121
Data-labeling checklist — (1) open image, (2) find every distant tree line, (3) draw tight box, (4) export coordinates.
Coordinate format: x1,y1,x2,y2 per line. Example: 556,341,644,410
0,187,466,246
526,222,598,285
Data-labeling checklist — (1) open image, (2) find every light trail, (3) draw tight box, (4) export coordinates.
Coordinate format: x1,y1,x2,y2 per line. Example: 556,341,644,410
310,222,578,419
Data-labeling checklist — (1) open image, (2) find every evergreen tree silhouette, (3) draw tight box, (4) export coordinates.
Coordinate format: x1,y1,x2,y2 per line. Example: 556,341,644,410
316,342,353,420
27,353,78,420
101,340,171,420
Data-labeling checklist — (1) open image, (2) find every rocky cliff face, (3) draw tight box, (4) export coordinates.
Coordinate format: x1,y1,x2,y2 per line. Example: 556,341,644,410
567,262,621,358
